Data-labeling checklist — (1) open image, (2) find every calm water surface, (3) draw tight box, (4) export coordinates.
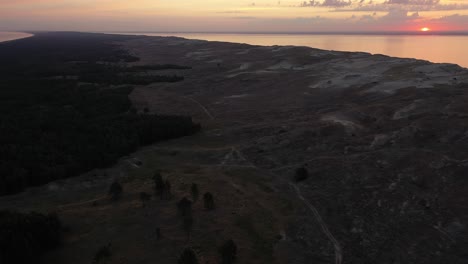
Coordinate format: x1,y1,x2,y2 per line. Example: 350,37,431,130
0,32,32,43
120,33,468,68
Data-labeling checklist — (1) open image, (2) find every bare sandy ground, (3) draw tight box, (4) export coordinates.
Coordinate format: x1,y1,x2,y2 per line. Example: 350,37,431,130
122,36,468,264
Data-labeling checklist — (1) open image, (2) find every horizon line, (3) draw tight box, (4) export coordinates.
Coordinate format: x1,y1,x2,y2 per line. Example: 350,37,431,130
102,30,468,36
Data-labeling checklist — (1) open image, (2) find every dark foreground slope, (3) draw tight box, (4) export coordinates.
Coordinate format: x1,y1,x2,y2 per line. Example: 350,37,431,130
0,32,200,195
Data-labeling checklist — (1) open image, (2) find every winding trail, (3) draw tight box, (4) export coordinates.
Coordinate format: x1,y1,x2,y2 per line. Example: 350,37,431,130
228,146,343,264
289,183,343,264
183,96,214,120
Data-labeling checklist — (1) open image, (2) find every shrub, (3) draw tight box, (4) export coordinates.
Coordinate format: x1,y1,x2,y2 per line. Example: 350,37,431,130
219,239,237,264
153,172,164,196
139,192,151,207
191,183,199,203
178,248,198,264
294,167,309,182
93,243,111,263
177,197,192,217
109,181,123,201
203,192,215,210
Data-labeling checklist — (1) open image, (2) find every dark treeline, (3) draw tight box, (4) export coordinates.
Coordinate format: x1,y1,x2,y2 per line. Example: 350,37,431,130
0,210,62,263
0,32,200,195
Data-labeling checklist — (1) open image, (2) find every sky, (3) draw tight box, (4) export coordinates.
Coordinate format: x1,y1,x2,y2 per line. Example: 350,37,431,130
1,0,468,33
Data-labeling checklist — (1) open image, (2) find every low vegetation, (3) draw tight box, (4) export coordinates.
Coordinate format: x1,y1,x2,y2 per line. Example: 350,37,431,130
204,192,215,210
0,210,62,264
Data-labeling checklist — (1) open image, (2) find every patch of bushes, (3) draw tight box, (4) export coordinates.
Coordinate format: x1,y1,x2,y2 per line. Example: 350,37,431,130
0,210,61,264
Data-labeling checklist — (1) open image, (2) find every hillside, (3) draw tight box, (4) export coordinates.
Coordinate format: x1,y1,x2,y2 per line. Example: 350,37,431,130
1,33,468,264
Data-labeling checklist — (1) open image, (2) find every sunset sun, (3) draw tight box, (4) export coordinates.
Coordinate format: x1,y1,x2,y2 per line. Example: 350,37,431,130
421,27,430,32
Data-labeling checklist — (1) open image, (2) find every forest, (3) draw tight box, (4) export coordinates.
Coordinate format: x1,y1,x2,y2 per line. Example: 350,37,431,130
0,32,200,195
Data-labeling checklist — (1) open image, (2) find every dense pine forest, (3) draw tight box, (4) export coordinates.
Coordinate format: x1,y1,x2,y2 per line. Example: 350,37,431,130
0,32,200,195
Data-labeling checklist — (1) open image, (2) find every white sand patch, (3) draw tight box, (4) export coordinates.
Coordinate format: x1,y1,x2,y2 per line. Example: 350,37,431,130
271,46,295,52
365,81,415,94
393,99,426,120
226,70,277,78
370,134,390,149
224,94,250,99
185,51,213,59
309,73,380,90
239,63,251,70
322,115,361,130
310,50,340,57
268,61,295,70
208,59,223,64
236,49,250,55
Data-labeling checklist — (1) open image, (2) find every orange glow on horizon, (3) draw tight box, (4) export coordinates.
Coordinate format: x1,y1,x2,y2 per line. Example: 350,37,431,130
421,27,430,32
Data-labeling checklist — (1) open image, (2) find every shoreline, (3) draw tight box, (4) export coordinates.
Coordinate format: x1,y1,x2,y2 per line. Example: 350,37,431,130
109,32,468,68
0,32,34,43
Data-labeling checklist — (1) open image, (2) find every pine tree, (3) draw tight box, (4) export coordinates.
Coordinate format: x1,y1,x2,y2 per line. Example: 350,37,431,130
219,239,237,264
139,192,151,207
109,181,123,201
294,166,309,182
153,172,164,196
177,197,192,217
203,192,215,210
178,248,198,264
191,183,199,203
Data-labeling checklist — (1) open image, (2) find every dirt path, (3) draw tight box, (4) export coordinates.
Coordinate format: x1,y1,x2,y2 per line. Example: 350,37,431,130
183,96,214,120
231,146,344,264
289,183,343,264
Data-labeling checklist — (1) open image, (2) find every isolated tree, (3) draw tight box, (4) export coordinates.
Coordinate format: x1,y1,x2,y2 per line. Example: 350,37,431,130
294,166,309,182
153,172,164,196
183,215,194,239
139,192,151,207
203,192,215,210
108,181,123,201
191,183,199,203
219,239,237,264
177,197,193,217
155,228,161,240
163,179,172,199
93,243,111,263
178,248,198,264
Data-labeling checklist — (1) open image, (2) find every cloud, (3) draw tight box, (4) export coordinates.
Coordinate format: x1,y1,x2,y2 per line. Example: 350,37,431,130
332,2,468,12
384,0,439,5
299,0,468,11
231,16,257,19
300,0,352,7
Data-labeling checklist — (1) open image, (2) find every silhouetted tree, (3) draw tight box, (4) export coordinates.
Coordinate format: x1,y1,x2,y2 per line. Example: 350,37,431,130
294,167,309,182
219,239,237,264
203,192,215,210
153,172,164,196
178,248,198,264
191,183,199,203
139,192,151,207
177,197,192,217
109,181,123,201
156,228,161,240
93,243,111,263
163,179,172,199
183,215,194,239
